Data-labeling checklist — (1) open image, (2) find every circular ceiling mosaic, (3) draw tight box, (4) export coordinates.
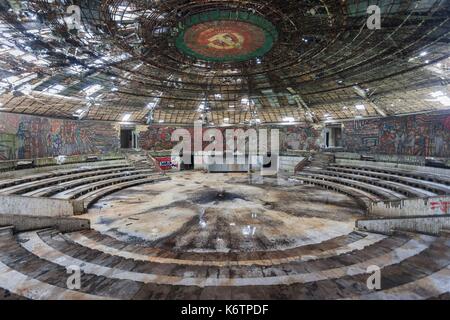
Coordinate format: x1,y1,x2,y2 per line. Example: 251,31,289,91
175,11,278,63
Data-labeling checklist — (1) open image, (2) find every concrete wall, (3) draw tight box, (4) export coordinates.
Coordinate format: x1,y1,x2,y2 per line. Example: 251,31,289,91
368,196,450,217
356,215,450,236
0,195,78,217
0,214,90,233
207,163,249,172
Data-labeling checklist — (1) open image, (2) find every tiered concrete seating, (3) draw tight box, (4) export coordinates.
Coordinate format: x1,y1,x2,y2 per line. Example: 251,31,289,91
293,160,450,210
76,177,168,211
299,170,437,198
0,166,136,195
0,163,130,190
288,176,381,209
326,166,450,195
332,163,450,186
0,228,448,300
292,173,407,201
0,161,169,211
51,170,159,200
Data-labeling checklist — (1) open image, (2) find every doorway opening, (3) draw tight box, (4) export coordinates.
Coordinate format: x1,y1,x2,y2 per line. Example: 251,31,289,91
324,126,343,148
120,128,138,149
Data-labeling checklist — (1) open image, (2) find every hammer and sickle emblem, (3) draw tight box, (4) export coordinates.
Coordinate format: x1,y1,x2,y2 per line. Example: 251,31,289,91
207,32,244,50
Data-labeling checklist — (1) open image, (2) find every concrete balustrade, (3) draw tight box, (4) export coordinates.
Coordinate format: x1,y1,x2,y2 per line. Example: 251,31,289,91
368,196,450,217
357,215,450,236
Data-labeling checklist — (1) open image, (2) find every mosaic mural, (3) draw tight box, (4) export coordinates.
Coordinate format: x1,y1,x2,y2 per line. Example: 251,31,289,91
139,125,320,152
283,125,322,151
1,111,448,161
0,113,119,160
343,112,450,158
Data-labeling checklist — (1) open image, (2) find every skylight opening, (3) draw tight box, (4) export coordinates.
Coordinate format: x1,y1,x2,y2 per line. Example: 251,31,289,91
82,84,103,96
430,91,445,98
283,117,295,123
122,113,131,122
426,91,450,107
73,109,87,119
198,100,207,112
45,84,66,94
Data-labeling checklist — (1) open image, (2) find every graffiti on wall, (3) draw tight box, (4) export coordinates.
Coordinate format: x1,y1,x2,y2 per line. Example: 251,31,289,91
343,113,450,157
430,201,450,214
0,113,119,160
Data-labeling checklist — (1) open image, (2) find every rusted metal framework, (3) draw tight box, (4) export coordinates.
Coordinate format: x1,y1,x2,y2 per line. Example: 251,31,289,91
0,0,449,124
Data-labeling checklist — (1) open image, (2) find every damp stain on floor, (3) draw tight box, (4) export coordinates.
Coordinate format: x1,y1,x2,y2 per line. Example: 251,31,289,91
80,172,364,253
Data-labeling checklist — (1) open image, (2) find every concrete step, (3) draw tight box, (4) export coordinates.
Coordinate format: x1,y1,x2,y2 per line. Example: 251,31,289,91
440,228,450,238
5,167,137,196
327,166,450,195
0,163,131,191
1,226,448,300
303,169,437,198
294,173,405,200
333,163,450,186
23,167,142,197
4,231,443,299
51,171,159,200
0,226,14,238
79,176,170,211
0,236,141,299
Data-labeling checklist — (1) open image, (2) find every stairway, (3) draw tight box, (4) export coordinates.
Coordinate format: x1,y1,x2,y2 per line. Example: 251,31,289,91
307,152,335,169
121,149,156,170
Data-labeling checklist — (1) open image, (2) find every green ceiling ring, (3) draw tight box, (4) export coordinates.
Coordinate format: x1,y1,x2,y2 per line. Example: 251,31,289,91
175,11,278,63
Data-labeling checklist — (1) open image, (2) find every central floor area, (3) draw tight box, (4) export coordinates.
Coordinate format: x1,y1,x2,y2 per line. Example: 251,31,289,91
83,172,363,253
2,170,449,300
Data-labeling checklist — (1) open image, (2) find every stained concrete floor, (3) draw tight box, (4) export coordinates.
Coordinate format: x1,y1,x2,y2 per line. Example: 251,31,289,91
81,172,364,253
3,173,449,299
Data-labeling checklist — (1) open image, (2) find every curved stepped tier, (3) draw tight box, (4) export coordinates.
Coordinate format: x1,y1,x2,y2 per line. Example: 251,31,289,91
0,161,169,211
22,168,144,197
288,177,381,209
332,163,450,186
299,170,437,198
327,166,450,195
0,229,449,300
294,161,450,209
0,163,130,190
77,177,169,211
50,170,158,200
0,166,136,196
292,174,406,201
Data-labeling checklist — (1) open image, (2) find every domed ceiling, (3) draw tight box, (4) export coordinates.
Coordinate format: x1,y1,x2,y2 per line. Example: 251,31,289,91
0,0,449,125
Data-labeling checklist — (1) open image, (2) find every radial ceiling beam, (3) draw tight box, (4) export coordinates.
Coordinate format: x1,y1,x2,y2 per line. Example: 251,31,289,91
286,87,319,123
352,85,389,117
